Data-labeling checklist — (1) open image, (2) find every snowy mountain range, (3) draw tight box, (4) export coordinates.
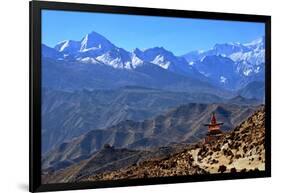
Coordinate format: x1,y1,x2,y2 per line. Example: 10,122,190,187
183,37,265,89
42,31,265,92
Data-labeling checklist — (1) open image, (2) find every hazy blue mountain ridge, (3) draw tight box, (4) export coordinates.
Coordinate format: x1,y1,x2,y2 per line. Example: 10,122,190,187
42,87,227,153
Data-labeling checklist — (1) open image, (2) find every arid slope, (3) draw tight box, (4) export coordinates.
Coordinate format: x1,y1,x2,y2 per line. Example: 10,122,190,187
83,107,265,181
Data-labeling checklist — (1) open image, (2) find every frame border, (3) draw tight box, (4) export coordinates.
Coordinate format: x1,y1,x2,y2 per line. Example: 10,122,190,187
30,1,271,192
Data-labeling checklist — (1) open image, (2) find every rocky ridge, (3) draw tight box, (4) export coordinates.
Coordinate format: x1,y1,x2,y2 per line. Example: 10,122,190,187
83,107,265,181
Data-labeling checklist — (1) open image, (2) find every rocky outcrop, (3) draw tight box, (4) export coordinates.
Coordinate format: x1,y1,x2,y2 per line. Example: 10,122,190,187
82,107,265,181
192,106,265,173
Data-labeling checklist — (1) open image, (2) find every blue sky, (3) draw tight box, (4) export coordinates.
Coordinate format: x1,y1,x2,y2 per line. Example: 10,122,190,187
42,10,265,55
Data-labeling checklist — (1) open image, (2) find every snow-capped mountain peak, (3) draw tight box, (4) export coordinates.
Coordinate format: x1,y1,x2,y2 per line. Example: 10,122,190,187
54,40,69,51
80,31,115,52
244,36,265,48
131,50,144,68
54,40,80,54
138,47,176,65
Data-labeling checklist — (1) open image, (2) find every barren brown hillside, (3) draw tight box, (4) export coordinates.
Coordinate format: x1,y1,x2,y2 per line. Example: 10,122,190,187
83,107,265,181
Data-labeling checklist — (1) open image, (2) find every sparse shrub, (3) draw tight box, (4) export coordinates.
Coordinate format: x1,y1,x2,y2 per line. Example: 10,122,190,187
230,167,237,173
218,165,227,173
230,133,235,139
214,144,221,152
159,163,169,169
197,149,203,156
143,171,149,178
126,170,133,175
171,161,177,168
254,168,259,172
223,149,234,157
188,155,194,162
240,168,247,173
235,154,241,159
211,159,219,164
243,146,247,153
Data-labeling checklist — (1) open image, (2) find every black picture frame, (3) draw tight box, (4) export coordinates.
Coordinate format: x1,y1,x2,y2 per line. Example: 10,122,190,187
29,1,271,192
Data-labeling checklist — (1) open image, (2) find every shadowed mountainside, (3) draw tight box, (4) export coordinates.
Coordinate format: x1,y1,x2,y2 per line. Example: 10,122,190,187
42,143,190,183
42,86,227,153
42,103,258,172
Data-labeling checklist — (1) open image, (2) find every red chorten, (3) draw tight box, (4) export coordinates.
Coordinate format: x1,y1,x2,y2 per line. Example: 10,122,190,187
204,112,224,143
